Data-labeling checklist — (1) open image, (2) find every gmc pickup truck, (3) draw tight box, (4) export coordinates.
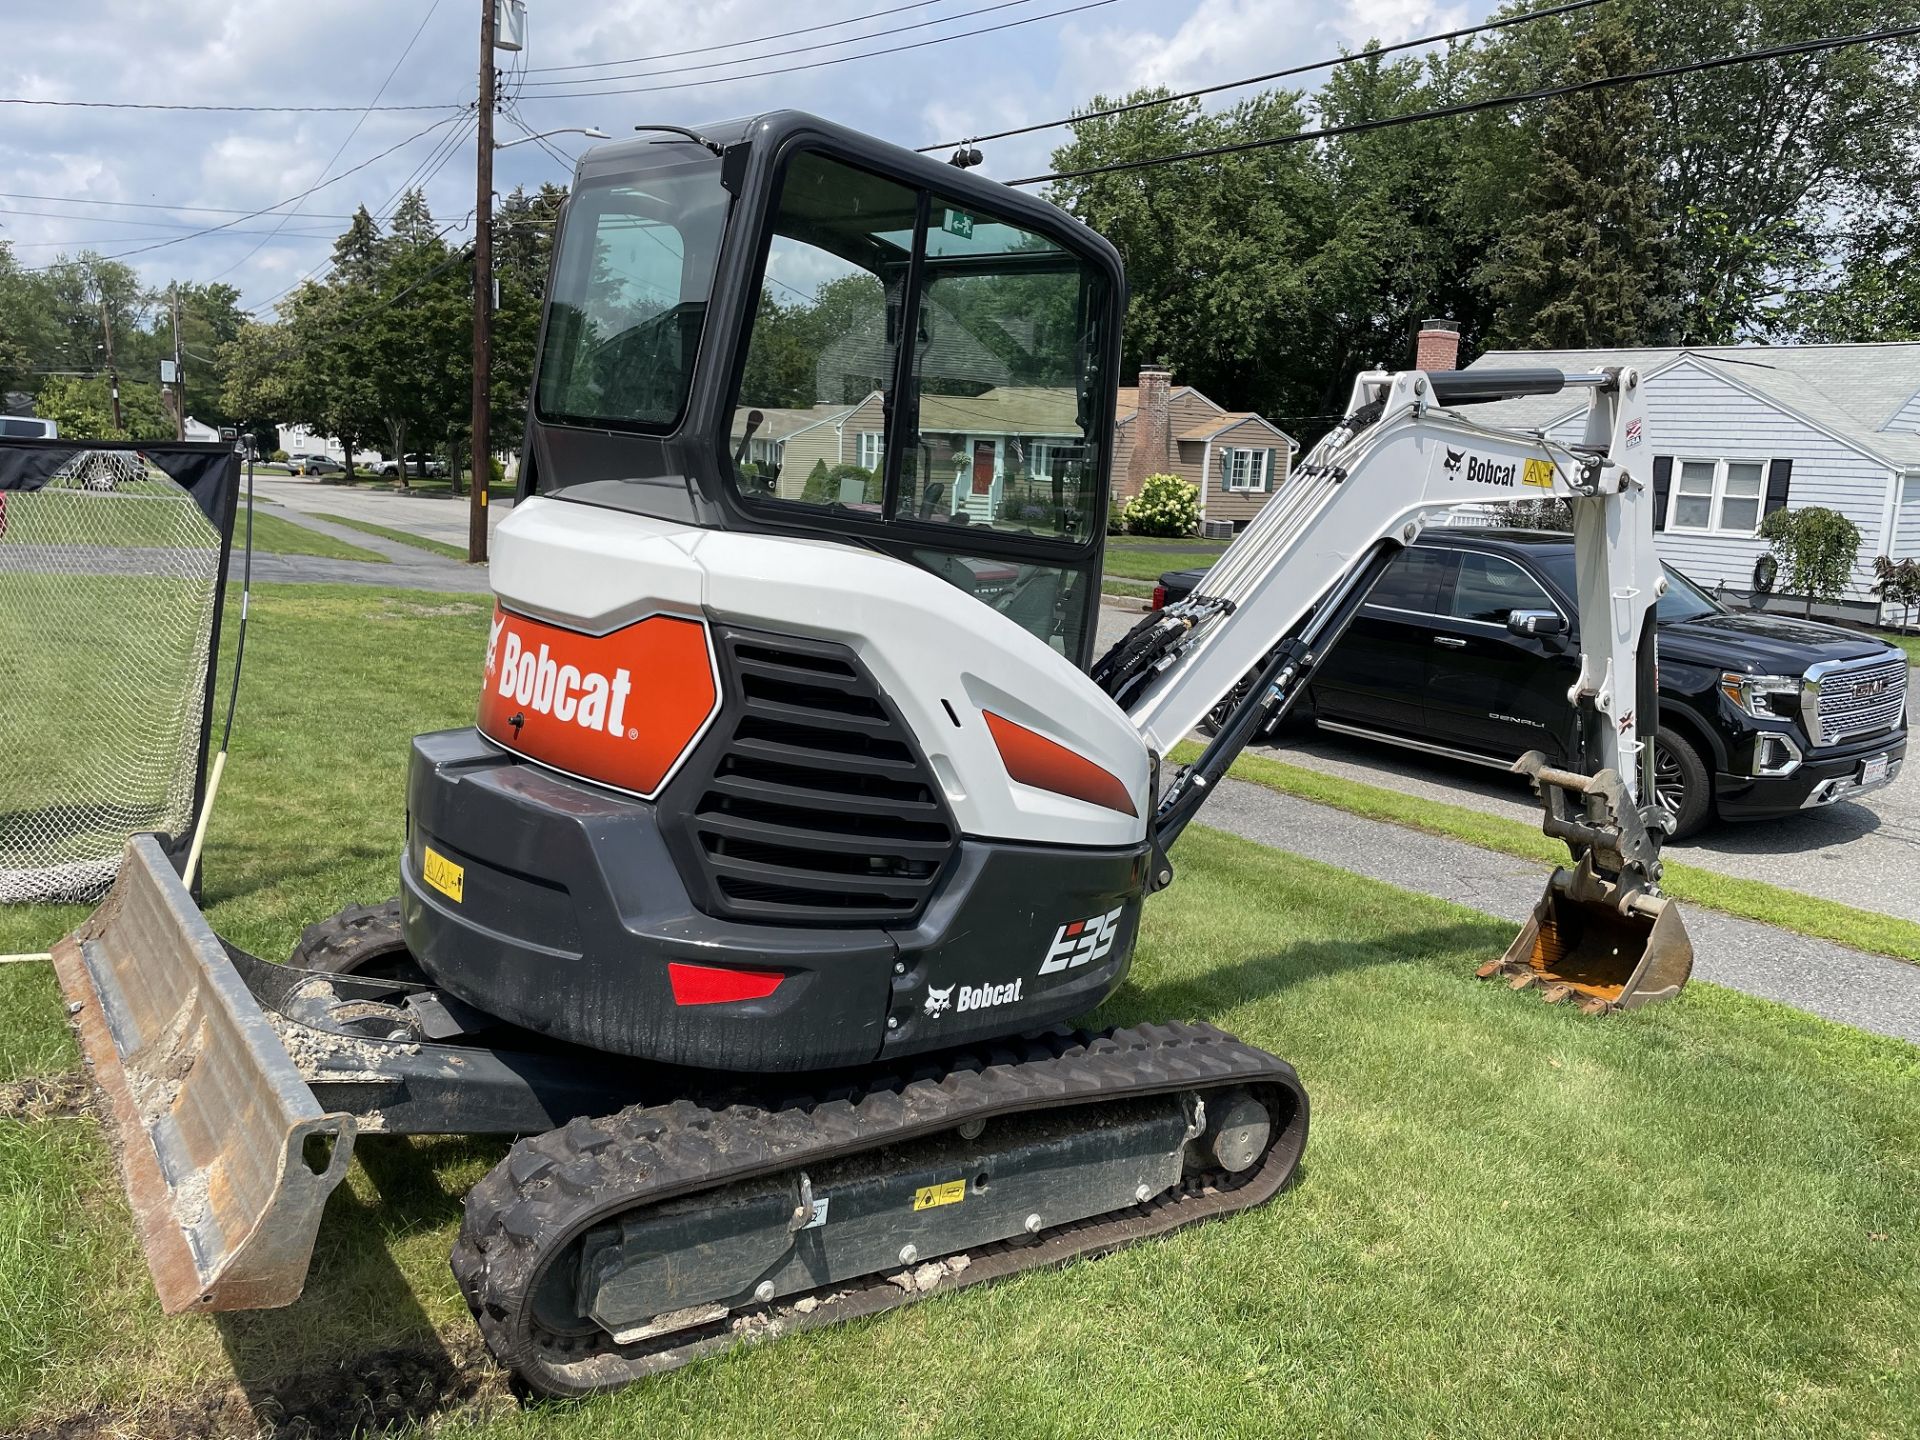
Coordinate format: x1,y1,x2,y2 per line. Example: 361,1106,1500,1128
1157,528,1908,837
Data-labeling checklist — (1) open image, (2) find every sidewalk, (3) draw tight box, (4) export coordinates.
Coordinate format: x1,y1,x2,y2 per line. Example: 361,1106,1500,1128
1198,776,1920,1045
243,509,490,593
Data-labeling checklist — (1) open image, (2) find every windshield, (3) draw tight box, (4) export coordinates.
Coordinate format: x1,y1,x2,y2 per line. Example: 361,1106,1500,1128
535,147,728,431
1534,550,1725,624
727,152,1110,548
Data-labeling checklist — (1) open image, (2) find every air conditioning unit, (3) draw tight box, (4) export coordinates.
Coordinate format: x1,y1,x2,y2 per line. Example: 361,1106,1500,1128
1202,519,1234,539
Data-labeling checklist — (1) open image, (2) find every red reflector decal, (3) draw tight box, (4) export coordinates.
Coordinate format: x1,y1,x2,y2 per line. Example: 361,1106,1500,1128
667,962,785,1006
1151,585,1166,610
478,603,719,799
984,712,1138,817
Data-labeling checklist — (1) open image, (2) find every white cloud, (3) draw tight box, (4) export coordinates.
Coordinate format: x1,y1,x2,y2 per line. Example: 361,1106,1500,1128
0,0,1497,308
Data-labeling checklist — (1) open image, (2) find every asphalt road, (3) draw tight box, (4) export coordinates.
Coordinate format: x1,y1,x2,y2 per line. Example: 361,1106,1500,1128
1095,600,1920,922
251,473,514,548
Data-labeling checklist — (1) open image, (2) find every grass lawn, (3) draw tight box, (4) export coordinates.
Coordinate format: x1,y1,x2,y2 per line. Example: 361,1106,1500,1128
1,584,1916,1437
1102,535,1228,584
1188,743,1920,967
1874,629,1920,665
314,513,471,562
238,504,387,563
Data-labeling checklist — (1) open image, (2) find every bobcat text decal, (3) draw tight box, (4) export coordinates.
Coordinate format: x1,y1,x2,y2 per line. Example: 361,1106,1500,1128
1039,906,1124,975
477,603,719,799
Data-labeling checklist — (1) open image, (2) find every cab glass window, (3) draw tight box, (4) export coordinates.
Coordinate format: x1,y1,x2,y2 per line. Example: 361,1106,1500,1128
729,153,918,512
536,149,728,431
908,550,1091,655
1450,553,1557,625
899,200,1108,545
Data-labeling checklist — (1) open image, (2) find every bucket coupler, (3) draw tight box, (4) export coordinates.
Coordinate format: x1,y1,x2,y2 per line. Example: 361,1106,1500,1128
1479,752,1694,1015
50,836,659,1314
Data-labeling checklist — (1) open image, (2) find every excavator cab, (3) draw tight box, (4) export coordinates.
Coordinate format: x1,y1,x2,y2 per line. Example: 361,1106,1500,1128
521,113,1125,667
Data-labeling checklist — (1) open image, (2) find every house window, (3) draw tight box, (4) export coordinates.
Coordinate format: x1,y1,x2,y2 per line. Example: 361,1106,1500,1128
1668,457,1767,535
1224,447,1269,492
855,431,883,472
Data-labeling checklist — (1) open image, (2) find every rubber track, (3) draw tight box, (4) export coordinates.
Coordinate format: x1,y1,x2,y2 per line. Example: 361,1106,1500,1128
288,900,405,971
450,1021,1308,1397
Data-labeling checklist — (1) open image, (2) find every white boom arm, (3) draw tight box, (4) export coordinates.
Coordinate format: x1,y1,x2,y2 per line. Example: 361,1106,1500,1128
1118,366,1665,804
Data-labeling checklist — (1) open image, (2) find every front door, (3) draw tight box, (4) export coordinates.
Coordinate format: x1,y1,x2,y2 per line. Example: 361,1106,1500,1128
971,440,996,495
1422,550,1578,760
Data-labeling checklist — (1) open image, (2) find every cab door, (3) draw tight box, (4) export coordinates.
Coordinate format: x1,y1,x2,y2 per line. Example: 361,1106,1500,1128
1422,550,1579,761
1309,546,1456,736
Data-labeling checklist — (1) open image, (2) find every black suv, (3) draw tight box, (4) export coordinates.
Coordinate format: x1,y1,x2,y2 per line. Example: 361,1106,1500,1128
1157,529,1909,837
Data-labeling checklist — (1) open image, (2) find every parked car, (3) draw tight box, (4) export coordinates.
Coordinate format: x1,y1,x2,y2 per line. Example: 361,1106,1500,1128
376,453,447,478
1156,529,1909,836
290,455,343,476
0,416,57,438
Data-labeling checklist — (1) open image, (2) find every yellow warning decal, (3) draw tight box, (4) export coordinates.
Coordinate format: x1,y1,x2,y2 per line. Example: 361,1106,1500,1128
912,1178,966,1211
1523,458,1557,489
422,846,465,903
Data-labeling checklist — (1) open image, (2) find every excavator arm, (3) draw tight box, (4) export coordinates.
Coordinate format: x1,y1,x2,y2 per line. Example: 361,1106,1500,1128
1095,365,1692,1013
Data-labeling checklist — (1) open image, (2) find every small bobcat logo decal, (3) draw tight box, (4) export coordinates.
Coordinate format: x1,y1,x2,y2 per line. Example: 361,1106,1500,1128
923,985,954,1018
1443,447,1466,474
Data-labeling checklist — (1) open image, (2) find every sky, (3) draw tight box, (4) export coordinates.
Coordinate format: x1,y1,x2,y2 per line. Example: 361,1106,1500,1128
0,0,1487,316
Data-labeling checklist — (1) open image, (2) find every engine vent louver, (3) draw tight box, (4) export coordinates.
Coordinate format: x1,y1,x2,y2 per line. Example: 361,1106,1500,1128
669,630,957,925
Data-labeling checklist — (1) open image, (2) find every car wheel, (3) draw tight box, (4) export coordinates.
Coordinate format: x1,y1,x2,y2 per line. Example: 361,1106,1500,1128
1652,728,1711,840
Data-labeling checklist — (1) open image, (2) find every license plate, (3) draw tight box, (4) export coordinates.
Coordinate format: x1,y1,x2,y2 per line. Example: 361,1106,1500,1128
1861,754,1891,788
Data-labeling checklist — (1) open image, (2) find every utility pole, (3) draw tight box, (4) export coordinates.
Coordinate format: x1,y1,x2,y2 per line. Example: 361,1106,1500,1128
169,284,186,441
98,293,123,434
469,0,497,564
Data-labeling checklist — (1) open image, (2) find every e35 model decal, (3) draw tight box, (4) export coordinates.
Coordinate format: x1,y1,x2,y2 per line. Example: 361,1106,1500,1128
1039,906,1124,975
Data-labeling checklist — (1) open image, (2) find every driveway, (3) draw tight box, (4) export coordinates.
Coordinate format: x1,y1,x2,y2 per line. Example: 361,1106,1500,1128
1095,600,1920,922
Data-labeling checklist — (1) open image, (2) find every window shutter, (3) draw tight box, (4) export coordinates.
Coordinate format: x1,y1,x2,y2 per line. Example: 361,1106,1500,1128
1651,455,1673,530
1764,458,1793,518
1263,448,1275,492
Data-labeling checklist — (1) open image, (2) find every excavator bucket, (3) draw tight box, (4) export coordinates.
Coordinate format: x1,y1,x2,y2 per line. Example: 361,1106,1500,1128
1479,756,1694,1015
49,835,355,1312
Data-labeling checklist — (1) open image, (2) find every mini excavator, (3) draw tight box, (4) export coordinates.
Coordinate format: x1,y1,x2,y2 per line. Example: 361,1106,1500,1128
52,111,1690,1397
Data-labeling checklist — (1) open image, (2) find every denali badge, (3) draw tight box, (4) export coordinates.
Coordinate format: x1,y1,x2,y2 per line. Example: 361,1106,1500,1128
1039,906,1124,975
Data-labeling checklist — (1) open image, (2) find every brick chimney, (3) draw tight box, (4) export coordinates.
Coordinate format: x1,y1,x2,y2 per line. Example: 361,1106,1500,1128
1126,364,1174,495
1415,318,1460,372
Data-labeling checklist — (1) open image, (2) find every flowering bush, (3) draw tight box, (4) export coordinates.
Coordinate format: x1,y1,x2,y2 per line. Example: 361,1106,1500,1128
1123,472,1200,537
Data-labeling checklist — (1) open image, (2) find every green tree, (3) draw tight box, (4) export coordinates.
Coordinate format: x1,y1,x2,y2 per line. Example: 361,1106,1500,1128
1483,17,1668,348
34,374,173,439
1760,505,1863,618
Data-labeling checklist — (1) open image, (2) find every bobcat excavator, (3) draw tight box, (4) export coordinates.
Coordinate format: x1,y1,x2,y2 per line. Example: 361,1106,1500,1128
51,111,1691,1397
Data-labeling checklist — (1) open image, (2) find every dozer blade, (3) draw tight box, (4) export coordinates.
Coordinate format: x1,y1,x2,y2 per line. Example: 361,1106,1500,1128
49,835,354,1313
1480,860,1694,1015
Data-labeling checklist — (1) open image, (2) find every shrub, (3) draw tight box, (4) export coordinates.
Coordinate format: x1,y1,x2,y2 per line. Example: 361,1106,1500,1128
1760,506,1862,618
1124,472,1200,537
1873,555,1920,632
271,448,290,463
800,461,879,505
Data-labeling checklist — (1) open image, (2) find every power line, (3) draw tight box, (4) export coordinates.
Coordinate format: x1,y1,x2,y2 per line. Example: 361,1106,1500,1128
1009,21,1920,186
525,0,959,72
917,0,1610,152
0,97,461,114
0,192,363,221
516,0,1122,101
208,0,447,285
515,0,1061,90
23,113,464,272
0,205,338,236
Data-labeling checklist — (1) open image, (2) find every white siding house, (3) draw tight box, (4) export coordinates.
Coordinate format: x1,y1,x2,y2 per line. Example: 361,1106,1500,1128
1465,345,1920,622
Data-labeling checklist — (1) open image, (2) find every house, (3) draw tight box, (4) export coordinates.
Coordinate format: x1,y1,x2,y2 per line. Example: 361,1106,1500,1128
1455,337,1920,622
1114,366,1297,535
737,365,1296,531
